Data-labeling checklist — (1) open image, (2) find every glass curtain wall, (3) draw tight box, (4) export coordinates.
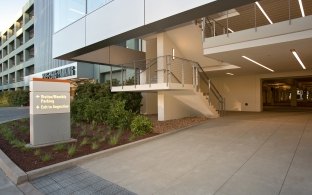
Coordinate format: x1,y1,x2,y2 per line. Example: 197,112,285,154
54,0,86,32
54,0,114,32
87,0,114,13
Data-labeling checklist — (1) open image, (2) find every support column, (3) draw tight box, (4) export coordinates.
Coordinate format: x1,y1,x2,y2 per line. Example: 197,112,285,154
290,81,297,107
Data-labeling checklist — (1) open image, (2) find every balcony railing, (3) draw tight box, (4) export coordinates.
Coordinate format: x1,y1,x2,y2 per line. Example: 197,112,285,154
198,0,312,40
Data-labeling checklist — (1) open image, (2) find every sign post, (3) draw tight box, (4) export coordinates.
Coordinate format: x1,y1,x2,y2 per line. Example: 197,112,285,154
29,78,75,147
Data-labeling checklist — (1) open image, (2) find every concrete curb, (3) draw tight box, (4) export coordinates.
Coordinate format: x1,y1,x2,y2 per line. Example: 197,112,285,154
0,150,28,185
27,120,209,181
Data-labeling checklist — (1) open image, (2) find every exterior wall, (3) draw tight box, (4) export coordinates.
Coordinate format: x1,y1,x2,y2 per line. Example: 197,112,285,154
34,0,71,73
212,75,261,112
53,0,220,58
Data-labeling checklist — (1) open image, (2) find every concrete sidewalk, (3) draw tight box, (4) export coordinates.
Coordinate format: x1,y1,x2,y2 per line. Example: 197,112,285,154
0,168,23,195
75,111,312,195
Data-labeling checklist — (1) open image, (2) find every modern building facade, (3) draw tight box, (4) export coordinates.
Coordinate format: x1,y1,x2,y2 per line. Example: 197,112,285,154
0,0,124,92
0,0,35,91
52,0,312,121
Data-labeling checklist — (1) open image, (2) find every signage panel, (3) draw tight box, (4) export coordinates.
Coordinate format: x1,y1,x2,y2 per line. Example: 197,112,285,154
30,91,70,115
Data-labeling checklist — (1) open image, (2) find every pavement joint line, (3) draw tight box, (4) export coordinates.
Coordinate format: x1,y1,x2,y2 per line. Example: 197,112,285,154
213,123,282,195
277,115,310,195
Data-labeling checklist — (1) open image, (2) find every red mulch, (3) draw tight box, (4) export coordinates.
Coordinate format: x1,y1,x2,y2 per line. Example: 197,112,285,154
0,116,208,172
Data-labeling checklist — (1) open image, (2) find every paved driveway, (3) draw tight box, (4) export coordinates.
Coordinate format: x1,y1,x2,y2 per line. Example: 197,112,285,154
77,111,312,195
0,107,29,124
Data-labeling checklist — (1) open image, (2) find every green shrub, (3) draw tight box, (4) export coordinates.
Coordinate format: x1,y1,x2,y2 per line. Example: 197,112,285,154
41,153,52,162
130,115,153,136
0,90,29,107
0,92,10,106
67,144,77,157
106,100,132,131
71,82,142,124
113,92,142,113
53,144,66,151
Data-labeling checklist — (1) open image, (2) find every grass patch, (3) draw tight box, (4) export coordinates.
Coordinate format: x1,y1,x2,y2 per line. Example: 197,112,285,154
108,131,122,146
10,139,26,148
80,137,89,146
91,142,99,150
41,153,52,162
34,149,41,156
67,144,77,157
79,129,87,137
53,143,66,151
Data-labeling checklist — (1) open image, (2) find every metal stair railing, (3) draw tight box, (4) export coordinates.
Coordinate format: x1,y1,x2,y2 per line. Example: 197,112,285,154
111,55,225,115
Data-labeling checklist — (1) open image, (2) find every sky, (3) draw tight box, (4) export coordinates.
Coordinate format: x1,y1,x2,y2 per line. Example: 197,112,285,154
0,0,28,33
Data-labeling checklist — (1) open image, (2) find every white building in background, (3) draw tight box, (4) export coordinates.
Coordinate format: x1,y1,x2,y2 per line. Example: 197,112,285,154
52,0,312,121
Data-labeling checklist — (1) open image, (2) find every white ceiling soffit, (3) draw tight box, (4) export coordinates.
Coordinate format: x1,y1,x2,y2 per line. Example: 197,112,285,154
203,63,241,72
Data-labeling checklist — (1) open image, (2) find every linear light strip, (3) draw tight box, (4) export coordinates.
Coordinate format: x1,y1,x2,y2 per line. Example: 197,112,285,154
226,72,234,75
242,56,274,72
228,28,234,33
255,1,273,24
298,0,305,17
291,49,306,69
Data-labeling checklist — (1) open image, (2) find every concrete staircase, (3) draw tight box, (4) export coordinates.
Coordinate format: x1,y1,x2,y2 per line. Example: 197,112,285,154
171,89,220,118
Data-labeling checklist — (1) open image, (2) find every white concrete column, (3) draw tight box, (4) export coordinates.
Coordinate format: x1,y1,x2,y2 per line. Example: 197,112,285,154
157,33,166,83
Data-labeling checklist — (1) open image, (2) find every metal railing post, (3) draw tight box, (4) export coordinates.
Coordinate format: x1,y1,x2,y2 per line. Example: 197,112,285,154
254,2,257,32
226,10,229,37
223,97,226,116
182,63,184,87
213,21,216,36
149,60,151,87
288,0,291,25
202,17,206,41
121,65,124,89
168,58,172,84
134,61,136,88
110,66,112,89
195,67,199,91
192,65,195,87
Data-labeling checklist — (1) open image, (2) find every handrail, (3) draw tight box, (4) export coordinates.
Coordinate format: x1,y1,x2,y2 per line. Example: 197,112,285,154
166,55,225,115
169,72,182,84
112,55,225,115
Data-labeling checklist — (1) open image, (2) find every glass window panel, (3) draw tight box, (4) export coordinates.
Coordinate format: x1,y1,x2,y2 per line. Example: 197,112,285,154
87,0,113,13
54,0,86,32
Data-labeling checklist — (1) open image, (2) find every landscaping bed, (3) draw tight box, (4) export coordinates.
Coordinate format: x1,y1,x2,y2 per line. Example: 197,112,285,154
0,116,208,172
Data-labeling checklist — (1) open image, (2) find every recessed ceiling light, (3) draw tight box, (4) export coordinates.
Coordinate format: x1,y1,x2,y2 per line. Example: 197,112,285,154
255,1,273,24
242,56,274,72
298,0,305,17
226,73,234,75
291,49,306,69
